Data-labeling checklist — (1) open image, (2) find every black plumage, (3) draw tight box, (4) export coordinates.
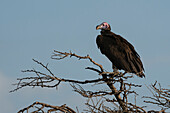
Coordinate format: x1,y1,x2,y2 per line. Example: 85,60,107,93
96,22,145,78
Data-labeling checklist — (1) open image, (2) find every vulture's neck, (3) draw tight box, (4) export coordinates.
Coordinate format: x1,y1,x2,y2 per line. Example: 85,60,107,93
101,30,112,35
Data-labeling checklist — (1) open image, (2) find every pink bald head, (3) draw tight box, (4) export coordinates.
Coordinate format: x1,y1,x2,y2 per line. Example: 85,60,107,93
96,22,111,31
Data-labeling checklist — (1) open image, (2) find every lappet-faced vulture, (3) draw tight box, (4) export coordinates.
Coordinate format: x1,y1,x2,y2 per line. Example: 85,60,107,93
96,22,145,78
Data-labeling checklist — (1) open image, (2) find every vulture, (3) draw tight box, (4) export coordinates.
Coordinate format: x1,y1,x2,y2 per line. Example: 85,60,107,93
96,22,145,78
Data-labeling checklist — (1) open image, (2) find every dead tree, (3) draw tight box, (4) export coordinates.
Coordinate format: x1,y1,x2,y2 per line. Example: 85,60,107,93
10,50,169,113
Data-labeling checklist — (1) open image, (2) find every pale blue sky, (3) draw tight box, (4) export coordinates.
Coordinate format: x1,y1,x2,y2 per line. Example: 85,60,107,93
0,0,170,112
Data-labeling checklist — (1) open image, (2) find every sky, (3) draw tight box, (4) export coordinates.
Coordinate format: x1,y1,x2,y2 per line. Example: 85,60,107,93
0,0,170,112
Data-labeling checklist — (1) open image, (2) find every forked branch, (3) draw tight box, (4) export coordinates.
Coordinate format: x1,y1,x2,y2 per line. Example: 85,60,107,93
10,58,104,93
51,50,104,72
17,101,76,113
143,81,170,111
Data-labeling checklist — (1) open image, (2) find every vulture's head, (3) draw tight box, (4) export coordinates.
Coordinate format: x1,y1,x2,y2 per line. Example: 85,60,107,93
96,22,111,31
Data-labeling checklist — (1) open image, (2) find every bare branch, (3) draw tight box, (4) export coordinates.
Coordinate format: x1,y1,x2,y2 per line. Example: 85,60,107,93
143,81,170,111
10,58,104,93
52,50,104,72
70,83,113,98
17,101,76,113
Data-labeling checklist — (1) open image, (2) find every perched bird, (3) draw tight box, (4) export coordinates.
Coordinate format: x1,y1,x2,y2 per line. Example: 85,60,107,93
96,22,145,78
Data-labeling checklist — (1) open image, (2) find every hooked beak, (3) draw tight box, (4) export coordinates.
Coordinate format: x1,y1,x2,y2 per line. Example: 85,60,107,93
96,24,102,30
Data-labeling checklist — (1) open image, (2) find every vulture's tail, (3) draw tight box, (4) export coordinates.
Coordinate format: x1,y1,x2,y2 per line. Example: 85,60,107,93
137,72,145,78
